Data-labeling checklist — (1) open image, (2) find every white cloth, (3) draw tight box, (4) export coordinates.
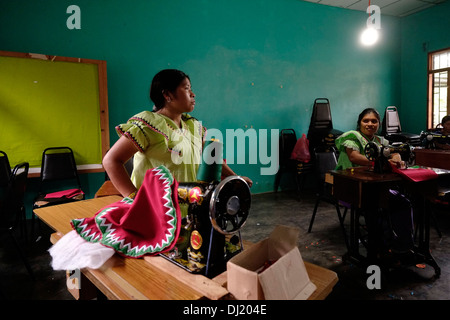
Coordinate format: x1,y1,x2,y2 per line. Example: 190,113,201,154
49,230,115,270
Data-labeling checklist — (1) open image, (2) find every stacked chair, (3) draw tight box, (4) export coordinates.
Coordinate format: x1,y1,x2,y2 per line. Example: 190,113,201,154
0,151,34,279
32,147,84,240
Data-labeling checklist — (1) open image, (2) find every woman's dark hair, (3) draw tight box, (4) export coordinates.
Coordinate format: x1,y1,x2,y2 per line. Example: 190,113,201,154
441,115,450,125
150,69,190,111
356,107,380,131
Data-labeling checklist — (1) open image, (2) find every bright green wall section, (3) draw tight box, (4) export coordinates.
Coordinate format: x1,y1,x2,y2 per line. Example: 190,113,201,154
0,0,402,194
400,1,450,134
0,56,102,168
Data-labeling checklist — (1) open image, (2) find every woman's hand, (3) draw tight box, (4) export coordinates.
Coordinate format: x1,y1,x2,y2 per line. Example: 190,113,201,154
241,176,253,188
221,162,253,187
388,153,405,169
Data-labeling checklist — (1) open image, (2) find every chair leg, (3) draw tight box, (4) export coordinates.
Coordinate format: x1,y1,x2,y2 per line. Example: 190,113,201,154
274,170,282,192
335,204,350,249
295,174,304,201
7,229,34,280
308,197,321,233
341,206,348,222
31,211,42,242
20,206,28,243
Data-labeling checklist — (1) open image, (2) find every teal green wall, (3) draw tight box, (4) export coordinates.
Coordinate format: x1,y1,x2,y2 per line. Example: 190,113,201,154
1,0,403,197
400,1,450,133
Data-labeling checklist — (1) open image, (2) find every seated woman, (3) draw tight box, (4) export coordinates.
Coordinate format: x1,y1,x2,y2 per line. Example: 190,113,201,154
335,108,414,255
433,115,450,150
335,107,403,170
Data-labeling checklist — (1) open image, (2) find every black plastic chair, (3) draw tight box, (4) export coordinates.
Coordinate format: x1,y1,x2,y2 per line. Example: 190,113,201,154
307,98,343,152
32,147,84,239
0,151,11,191
308,98,333,131
0,162,34,279
308,146,349,248
274,129,313,198
381,106,421,146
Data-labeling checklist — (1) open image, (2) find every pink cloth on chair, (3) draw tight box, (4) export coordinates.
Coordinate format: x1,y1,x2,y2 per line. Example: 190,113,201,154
44,188,84,199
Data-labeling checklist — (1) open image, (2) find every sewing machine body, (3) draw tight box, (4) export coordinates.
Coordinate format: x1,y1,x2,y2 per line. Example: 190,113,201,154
160,176,251,278
420,131,450,149
364,142,415,173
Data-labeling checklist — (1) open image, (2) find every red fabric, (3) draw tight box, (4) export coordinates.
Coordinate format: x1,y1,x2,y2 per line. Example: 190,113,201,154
71,166,181,258
44,188,84,199
390,164,438,183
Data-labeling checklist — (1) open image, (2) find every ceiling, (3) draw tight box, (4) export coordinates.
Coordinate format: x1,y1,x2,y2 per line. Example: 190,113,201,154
301,0,448,17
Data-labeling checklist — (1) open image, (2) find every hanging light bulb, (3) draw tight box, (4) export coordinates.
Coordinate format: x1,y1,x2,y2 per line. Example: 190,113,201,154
360,1,381,46
360,27,379,46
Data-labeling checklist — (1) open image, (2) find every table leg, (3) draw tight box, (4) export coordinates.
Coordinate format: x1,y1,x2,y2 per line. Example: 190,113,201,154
414,197,441,277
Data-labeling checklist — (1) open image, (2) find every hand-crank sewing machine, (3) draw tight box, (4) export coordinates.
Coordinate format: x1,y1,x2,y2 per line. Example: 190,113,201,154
160,140,252,278
364,141,415,173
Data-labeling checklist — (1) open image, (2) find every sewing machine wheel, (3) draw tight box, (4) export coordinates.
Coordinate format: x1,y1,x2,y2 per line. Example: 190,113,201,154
209,176,251,235
364,142,379,161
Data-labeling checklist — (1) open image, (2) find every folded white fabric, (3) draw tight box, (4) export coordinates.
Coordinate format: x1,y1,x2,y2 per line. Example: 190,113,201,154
49,230,115,270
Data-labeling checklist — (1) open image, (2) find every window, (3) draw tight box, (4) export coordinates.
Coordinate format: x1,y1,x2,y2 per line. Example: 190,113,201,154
428,48,450,129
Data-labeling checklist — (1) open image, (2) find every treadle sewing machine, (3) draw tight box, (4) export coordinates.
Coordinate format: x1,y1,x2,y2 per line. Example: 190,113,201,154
160,140,252,278
364,141,415,173
420,131,450,149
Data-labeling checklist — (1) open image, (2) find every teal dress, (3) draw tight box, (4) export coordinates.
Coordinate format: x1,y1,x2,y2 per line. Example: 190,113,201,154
335,130,389,170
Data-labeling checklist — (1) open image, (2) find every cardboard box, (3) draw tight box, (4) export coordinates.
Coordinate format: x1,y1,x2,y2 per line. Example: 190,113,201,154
227,225,316,300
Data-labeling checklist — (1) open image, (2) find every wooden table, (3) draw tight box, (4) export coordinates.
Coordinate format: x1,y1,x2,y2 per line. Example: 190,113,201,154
331,166,442,276
35,195,338,300
414,148,450,170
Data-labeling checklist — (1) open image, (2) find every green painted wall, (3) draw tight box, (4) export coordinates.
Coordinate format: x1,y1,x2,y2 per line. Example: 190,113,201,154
1,0,403,198
400,1,450,134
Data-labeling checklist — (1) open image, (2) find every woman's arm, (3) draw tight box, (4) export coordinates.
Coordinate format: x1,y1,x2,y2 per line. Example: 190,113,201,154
346,147,372,166
347,147,405,168
221,162,253,187
103,135,139,197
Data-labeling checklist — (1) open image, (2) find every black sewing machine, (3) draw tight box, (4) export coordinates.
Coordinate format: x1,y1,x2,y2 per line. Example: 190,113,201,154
420,131,450,149
364,141,415,173
160,176,251,278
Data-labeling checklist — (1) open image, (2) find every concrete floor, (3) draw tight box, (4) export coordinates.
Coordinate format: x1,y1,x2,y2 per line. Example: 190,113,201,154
1,189,449,300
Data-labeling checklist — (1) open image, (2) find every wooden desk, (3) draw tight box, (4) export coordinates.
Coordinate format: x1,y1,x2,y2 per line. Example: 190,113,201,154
331,167,402,209
331,167,441,276
35,196,338,300
414,148,450,170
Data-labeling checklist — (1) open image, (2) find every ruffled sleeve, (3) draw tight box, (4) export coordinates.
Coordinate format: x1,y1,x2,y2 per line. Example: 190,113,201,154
115,111,168,153
335,130,362,153
116,122,147,152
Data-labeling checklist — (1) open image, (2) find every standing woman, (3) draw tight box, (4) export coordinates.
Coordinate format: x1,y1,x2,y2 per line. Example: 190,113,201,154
335,108,403,170
103,69,252,199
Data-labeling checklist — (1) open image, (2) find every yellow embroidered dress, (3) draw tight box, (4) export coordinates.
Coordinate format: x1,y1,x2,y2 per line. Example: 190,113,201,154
116,111,206,189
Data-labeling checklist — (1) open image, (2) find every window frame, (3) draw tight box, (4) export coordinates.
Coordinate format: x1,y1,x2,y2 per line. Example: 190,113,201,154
427,47,450,130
